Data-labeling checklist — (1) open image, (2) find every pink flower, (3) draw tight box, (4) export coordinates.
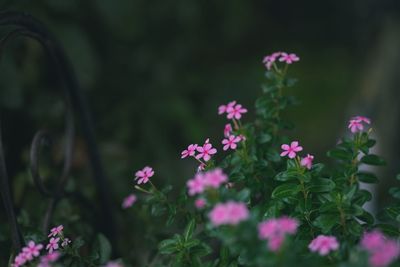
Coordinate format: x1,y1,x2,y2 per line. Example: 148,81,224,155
203,168,228,188
226,104,248,120
48,225,63,237
22,241,43,260
301,154,314,169
224,123,232,137
360,230,400,267
122,194,137,209
258,217,299,252
38,251,60,267
280,141,303,159
222,135,241,151
181,144,198,159
104,262,124,267
196,139,217,162
308,235,339,256
13,252,27,267
46,237,60,253
279,53,300,64
187,173,206,196
134,166,154,184
348,116,371,133
263,52,281,70
209,201,249,226
218,101,236,115
195,198,206,209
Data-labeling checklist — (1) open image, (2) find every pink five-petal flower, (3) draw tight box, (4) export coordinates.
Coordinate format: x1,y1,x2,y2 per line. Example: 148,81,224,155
348,119,364,133
134,166,154,184
353,115,371,124
222,135,241,151
308,235,339,256
360,230,386,252
224,123,232,137
263,52,282,70
301,154,314,170
196,140,217,162
48,225,63,238
14,252,27,266
280,141,303,159
218,101,236,115
46,237,60,253
122,194,137,209
181,144,198,159
187,173,205,196
38,251,60,267
279,53,300,64
22,240,43,260
226,104,248,120
195,198,206,209
203,168,228,188
258,217,298,252
209,201,249,226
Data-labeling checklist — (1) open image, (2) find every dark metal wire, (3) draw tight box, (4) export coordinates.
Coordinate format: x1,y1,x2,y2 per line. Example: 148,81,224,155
0,11,116,252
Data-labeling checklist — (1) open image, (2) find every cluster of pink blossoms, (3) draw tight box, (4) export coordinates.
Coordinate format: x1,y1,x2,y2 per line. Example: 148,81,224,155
258,217,299,251
181,139,218,170
134,166,154,184
122,194,137,209
46,225,71,253
208,201,249,226
12,241,43,267
308,235,339,256
348,115,371,133
360,230,400,267
262,52,300,70
218,100,248,120
280,141,314,169
186,168,228,196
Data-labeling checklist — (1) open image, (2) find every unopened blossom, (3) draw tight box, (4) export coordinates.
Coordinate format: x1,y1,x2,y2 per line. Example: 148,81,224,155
46,237,60,253
258,217,299,251
222,135,241,151
360,230,400,267
203,168,228,188
224,123,232,137
308,235,339,256
196,139,217,162
280,141,303,159
61,238,71,247
197,163,205,172
181,144,198,159
279,53,300,64
301,154,314,169
122,194,137,209
226,104,248,120
134,166,154,184
209,201,249,226
22,240,43,260
238,134,246,141
187,173,206,196
48,225,63,237
218,101,236,115
195,198,206,209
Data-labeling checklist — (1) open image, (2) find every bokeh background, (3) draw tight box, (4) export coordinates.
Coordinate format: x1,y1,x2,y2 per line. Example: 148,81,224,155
1,0,400,264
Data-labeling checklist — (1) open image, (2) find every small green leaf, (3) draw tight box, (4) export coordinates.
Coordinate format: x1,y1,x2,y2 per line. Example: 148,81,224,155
313,214,338,233
307,178,335,193
327,148,352,161
271,183,301,199
95,234,111,264
159,238,179,254
184,219,196,241
357,172,379,183
361,154,386,166
258,133,272,144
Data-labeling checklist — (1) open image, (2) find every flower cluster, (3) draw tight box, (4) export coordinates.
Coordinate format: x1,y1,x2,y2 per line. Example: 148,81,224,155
258,217,299,251
12,241,43,267
186,168,228,196
348,115,371,133
208,201,249,226
308,235,339,256
134,166,154,184
46,225,71,253
263,52,300,70
280,141,314,169
360,230,400,267
218,101,248,120
37,252,60,267
181,138,218,169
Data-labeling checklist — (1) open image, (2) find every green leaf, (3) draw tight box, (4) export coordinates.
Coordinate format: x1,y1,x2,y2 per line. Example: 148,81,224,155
258,133,272,144
184,219,196,241
271,183,301,199
361,154,386,166
357,172,379,183
274,170,298,182
357,211,375,225
327,148,352,161
389,187,400,199
376,224,400,237
313,214,338,233
385,207,400,222
307,178,335,193
95,234,111,264
159,238,179,254
237,188,251,202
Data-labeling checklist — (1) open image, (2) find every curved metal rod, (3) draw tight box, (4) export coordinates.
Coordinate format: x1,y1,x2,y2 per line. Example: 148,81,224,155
0,11,116,250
